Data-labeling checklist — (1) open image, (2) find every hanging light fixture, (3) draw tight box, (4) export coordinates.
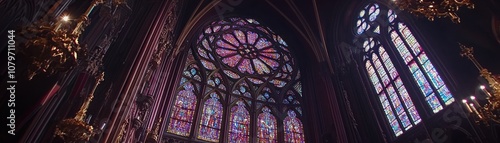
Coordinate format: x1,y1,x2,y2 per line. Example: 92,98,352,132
391,0,475,23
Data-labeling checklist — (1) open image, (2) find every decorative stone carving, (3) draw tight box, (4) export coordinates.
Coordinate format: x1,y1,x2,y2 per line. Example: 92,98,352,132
136,94,154,111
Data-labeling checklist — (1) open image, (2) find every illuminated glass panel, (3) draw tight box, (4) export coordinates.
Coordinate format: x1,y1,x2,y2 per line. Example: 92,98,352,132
257,107,278,142
168,17,304,142
390,23,455,112
364,40,421,136
284,110,305,143
167,82,197,136
197,93,223,142
229,101,250,143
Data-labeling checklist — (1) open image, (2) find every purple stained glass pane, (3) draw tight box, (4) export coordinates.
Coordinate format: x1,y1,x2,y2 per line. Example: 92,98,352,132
248,77,264,84
257,107,278,143
198,48,209,59
238,59,254,74
213,25,221,32
222,55,242,68
255,38,272,49
284,111,305,143
229,101,250,143
167,83,197,136
247,31,258,45
201,60,216,70
234,30,246,44
216,47,237,57
270,79,286,88
253,59,270,74
259,56,279,70
223,33,240,47
223,70,240,79
217,39,236,50
198,94,223,142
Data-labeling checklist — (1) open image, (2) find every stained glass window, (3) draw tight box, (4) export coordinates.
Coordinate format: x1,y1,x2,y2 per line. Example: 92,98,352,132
284,110,305,143
166,18,304,142
389,23,455,112
257,107,278,143
364,39,421,136
229,101,250,142
354,3,455,137
167,81,198,136
198,93,223,142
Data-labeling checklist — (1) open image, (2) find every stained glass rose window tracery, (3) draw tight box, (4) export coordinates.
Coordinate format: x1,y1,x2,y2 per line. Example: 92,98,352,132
166,18,305,142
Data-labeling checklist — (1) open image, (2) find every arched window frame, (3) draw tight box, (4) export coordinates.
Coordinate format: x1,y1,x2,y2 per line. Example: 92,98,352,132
353,3,455,138
165,17,306,143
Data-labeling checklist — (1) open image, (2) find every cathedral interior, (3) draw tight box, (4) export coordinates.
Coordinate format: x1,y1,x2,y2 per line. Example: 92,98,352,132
1,0,500,142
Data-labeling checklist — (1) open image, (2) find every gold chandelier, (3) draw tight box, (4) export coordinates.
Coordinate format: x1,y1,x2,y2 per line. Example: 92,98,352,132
19,0,129,80
391,0,475,23
459,44,500,125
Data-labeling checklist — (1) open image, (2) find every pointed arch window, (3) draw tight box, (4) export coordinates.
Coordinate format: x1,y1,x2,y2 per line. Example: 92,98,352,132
284,110,305,143
228,101,250,142
166,18,305,142
354,3,455,137
257,107,278,142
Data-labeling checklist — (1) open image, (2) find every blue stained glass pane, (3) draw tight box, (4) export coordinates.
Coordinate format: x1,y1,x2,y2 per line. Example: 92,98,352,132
391,120,403,136
399,113,411,129
438,86,454,105
426,94,443,113
413,69,433,96
422,59,434,73
408,107,421,124
428,68,445,87
240,86,246,93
